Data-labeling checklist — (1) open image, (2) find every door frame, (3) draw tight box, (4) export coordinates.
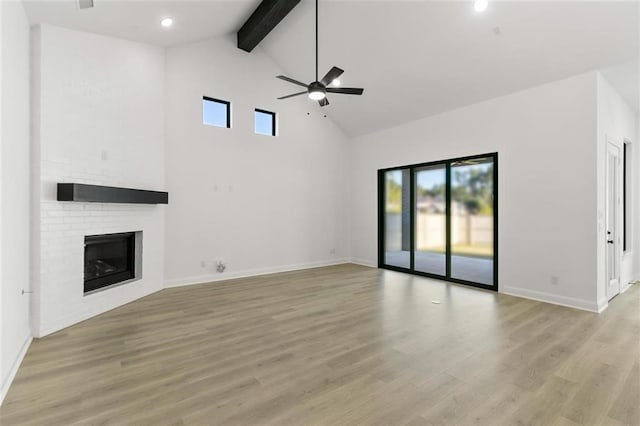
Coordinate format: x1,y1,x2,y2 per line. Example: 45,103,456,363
377,152,498,292
605,139,622,301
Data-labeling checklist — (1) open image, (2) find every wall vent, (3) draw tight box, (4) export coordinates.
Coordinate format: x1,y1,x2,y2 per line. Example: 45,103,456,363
78,0,94,10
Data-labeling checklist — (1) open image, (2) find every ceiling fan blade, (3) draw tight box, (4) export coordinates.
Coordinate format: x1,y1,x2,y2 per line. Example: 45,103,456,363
277,91,307,100
326,87,364,95
318,97,330,107
276,75,308,88
320,66,344,86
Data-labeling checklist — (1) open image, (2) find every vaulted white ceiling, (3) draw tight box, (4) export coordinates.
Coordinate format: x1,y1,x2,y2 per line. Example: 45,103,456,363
23,0,639,137
23,0,259,47
261,1,638,136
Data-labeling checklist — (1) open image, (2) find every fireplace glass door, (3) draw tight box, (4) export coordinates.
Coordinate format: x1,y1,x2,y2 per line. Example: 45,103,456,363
84,232,135,293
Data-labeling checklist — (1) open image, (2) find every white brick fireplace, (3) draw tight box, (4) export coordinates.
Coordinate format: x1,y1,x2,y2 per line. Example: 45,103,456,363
31,25,166,337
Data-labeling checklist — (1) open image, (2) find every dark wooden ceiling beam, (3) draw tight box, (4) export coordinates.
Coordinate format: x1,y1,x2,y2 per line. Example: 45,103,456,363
237,0,302,52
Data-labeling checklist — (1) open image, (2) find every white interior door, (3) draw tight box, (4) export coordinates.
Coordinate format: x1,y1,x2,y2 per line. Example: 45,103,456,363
606,142,621,301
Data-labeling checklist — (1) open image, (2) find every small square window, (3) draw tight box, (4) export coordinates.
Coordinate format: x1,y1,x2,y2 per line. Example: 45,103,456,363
203,96,230,128
254,109,276,136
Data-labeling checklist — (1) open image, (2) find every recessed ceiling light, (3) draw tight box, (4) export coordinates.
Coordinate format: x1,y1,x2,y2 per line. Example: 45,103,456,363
160,17,174,28
474,0,488,13
331,79,341,87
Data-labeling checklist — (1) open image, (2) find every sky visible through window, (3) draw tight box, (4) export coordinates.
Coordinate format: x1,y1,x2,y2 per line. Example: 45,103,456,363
416,162,492,189
203,98,228,128
389,162,492,191
417,167,444,190
255,110,274,136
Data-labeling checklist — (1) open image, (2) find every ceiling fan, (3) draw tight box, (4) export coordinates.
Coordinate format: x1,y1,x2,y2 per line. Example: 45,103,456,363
276,0,364,107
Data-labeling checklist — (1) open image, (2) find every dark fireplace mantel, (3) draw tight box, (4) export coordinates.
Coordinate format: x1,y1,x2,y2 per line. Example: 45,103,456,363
57,183,168,204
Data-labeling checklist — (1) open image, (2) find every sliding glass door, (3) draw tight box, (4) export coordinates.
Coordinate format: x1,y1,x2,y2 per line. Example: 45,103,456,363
383,168,411,268
378,153,498,291
414,165,447,276
450,157,495,286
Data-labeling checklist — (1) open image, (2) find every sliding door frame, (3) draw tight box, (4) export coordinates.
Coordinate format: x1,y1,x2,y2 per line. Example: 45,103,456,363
378,152,498,292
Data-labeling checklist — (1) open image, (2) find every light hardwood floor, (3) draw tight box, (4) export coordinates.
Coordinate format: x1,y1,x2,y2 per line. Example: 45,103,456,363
1,264,638,425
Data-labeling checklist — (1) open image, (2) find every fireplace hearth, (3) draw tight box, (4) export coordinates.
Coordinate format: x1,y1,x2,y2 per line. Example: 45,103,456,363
84,232,137,293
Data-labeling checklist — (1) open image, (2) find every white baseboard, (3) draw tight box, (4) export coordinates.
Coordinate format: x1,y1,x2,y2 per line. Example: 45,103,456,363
1,334,32,406
596,298,609,313
620,279,638,295
164,258,351,288
501,286,600,313
349,258,377,268
35,283,164,338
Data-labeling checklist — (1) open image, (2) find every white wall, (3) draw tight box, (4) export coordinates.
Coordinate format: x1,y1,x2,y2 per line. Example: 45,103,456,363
0,0,4,404
596,73,639,308
1,0,32,403
163,36,350,286
31,25,166,337
350,72,600,311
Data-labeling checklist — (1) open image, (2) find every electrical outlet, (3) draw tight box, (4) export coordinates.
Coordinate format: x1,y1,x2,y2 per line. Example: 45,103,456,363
551,276,559,285
200,260,206,268
329,248,336,255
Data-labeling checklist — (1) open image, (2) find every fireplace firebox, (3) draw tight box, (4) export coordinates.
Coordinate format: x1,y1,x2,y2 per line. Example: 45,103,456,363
84,232,136,293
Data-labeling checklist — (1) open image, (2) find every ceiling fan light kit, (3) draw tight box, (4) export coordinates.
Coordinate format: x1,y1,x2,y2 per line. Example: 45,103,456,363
276,0,364,107
308,82,326,100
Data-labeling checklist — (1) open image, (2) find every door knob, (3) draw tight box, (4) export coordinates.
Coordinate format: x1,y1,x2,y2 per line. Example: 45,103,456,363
607,240,614,244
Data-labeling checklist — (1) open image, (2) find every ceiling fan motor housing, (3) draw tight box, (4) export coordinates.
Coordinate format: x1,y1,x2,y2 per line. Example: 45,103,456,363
308,81,326,95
